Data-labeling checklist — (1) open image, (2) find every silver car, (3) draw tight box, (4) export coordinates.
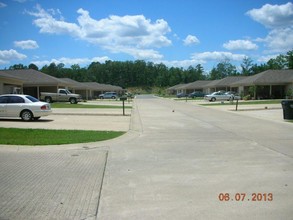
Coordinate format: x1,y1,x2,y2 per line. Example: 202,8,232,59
99,92,118,99
0,94,52,121
204,91,234,102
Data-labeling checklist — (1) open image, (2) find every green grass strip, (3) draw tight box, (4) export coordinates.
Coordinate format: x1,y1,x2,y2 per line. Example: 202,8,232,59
0,128,125,145
51,103,132,109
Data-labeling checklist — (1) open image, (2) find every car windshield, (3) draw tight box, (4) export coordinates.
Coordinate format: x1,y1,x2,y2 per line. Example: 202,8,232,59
25,95,39,102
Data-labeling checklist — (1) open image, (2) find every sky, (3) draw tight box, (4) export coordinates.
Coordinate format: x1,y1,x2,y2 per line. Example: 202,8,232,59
0,0,293,72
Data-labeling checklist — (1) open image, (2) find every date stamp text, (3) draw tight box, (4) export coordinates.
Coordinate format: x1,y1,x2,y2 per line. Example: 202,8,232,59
218,193,273,202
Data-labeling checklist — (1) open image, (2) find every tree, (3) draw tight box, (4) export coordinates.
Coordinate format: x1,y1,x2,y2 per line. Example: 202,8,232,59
267,54,287,69
286,50,293,69
209,60,237,79
9,64,27,69
241,57,254,75
28,63,39,70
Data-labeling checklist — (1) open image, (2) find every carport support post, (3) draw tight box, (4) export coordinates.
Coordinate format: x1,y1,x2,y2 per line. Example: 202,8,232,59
235,99,239,111
122,99,125,116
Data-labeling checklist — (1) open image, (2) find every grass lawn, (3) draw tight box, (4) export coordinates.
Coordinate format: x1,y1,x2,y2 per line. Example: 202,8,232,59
51,103,132,109
0,128,125,145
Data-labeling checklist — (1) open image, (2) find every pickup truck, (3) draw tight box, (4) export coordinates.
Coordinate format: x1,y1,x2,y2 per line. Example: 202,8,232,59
40,89,82,104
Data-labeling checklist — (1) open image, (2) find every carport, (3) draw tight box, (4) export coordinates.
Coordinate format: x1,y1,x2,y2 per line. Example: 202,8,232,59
1,69,71,99
0,71,23,94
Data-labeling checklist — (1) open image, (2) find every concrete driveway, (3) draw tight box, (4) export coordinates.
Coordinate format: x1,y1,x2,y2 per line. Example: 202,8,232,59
0,107,131,131
0,95,292,220
98,95,293,220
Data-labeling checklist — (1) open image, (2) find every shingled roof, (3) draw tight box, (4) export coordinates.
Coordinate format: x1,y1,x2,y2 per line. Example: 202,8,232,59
178,80,213,90
81,82,123,91
212,76,248,87
0,69,70,86
231,69,293,86
59,78,91,90
203,79,221,88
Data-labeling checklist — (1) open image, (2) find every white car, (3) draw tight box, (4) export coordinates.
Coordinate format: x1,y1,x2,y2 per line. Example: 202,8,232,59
0,94,52,121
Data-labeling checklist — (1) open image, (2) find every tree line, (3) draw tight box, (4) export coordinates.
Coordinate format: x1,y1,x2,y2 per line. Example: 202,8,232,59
7,50,293,88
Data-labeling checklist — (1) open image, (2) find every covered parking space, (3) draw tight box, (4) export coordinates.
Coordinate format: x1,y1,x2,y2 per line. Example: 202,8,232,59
0,71,23,94
1,69,71,99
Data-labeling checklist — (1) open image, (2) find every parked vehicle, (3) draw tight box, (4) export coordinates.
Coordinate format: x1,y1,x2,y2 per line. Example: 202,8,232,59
99,92,118,99
40,89,82,104
176,92,187,98
204,91,234,102
225,91,241,100
188,91,205,98
0,94,52,121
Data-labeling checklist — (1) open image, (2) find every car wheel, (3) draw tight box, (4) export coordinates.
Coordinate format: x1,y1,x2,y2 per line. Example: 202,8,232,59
21,110,33,121
211,97,216,102
229,97,234,101
45,97,52,103
112,96,116,99
70,98,77,104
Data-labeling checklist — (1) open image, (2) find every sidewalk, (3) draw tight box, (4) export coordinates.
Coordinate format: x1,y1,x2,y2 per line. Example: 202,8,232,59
186,100,285,123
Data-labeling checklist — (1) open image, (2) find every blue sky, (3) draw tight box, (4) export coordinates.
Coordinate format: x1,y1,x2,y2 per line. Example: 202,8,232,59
0,0,292,72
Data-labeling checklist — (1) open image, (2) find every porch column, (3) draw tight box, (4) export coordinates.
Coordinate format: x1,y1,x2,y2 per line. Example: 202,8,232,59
37,86,40,99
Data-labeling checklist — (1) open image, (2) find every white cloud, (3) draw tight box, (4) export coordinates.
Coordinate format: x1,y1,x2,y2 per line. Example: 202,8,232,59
183,35,200,46
0,49,27,64
257,27,293,53
27,5,172,60
191,51,246,63
0,2,7,8
223,40,258,50
159,51,247,69
247,2,293,28
247,2,293,54
105,45,163,60
162,59,201,68
257,54,279,63
31,56,110,67
26,5,80,36
14,40,39,49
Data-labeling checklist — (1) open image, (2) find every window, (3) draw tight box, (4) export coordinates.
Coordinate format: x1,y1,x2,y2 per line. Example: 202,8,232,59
9,96,25,103
0,96,9,103
26,95,39,102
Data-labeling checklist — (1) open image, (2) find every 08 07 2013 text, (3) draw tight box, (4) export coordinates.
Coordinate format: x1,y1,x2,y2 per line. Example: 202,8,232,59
218,193,273,202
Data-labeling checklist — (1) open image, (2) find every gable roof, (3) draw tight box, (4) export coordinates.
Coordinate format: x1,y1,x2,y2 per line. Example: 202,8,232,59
203,79,221,88
166,83,186,91
178,80,213,90
212,76,248,87
81,82,123,91
0,69,71,86
0,71,24,84
59,78,91,90
231,69,293,86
